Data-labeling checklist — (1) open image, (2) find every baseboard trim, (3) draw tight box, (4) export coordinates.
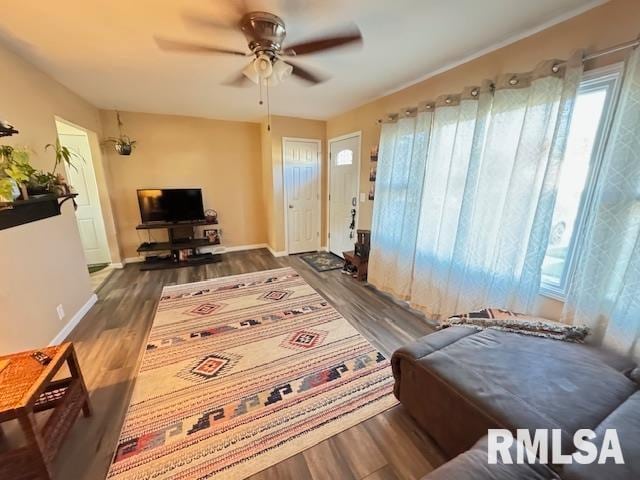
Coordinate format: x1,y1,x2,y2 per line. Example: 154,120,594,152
111,262,124,269
223,243,268,252
123,243,274,264
50,293,98,345
266,245,288,257
124,256,145,264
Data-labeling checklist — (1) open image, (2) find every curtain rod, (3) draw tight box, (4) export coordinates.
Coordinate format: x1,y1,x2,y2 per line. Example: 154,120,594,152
582,37,640,62
376,35,640,125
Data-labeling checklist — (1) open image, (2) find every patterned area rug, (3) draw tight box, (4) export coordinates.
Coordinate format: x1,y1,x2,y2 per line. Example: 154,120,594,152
107,267,397,480
300,251,344,272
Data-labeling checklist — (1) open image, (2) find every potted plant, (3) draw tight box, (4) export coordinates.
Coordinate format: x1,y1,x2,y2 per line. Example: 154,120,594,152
40,139,83,195
0,145,34,201
28,171,68,196
103,111,137,155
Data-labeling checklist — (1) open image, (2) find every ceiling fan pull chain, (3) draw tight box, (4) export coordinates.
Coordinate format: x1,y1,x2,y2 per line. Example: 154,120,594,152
259,79,263,106
266,78,271,132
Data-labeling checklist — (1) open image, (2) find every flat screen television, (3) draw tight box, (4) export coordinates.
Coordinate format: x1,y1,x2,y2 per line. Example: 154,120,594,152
137,188,205,224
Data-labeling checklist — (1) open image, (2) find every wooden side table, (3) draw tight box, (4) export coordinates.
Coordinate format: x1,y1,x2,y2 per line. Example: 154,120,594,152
0,343,91,480
343,250,369,281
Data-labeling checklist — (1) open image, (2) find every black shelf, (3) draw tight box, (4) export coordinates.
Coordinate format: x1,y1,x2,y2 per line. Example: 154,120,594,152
137,238,221,253
0,194,78,231
140,253,221,271
136,219,219,230
135,216,222,271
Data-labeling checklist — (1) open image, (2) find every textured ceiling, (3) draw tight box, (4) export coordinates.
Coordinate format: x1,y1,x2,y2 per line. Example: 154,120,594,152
0,0,602,121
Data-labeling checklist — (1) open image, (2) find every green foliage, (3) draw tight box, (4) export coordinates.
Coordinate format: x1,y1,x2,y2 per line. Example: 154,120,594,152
0,145,33,184
0,177,14,202
45,138,83,173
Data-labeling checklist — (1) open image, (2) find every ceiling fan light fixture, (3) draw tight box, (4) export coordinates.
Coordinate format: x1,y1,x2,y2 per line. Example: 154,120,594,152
271,59,293,85
253,54,273,79
242,61,260,83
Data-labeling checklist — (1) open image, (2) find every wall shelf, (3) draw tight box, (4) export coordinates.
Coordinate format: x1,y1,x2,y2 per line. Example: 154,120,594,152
0,194,77,231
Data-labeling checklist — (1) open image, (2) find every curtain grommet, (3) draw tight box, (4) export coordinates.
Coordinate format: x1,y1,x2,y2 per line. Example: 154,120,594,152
509,76,519,86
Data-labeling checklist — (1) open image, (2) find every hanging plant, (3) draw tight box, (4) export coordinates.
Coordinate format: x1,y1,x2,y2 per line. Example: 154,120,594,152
102,111,137,155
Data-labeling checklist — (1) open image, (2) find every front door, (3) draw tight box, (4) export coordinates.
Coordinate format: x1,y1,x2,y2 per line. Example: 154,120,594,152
59,132,111,266
329,134,360,257
284,139,320,254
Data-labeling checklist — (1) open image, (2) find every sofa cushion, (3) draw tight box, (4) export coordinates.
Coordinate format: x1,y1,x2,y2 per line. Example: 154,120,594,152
392,327,638,459
423,436,558,480
563,391,640,480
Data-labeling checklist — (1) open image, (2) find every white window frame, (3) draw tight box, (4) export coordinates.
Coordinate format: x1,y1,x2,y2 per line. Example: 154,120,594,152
540,63,623,301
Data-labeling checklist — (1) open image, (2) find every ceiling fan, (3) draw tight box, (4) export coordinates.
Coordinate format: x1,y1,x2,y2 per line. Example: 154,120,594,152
154,5,362,87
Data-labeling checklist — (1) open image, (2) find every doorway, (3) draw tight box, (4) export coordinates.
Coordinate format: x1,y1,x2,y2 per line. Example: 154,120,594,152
328,132,361,257
283,137,321,254
55,120,111,274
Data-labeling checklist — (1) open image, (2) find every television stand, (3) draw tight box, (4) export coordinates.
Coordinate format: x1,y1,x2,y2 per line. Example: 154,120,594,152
135,219,222,271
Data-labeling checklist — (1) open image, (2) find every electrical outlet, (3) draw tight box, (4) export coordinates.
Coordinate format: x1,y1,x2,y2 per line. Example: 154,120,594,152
56,304,65,320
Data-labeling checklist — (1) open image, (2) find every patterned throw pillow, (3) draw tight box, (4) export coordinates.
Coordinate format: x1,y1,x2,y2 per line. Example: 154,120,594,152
440,308,590,343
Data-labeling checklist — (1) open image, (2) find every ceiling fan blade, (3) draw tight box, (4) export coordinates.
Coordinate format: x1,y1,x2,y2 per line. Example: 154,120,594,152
283,26,362,56
222,72,254,88
181,12,238,31
288,61,328,85
154,36,247,56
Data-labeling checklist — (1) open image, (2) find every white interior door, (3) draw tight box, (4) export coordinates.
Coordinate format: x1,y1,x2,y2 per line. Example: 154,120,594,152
59,133,111,266
329,134,360,257
284,139,320,254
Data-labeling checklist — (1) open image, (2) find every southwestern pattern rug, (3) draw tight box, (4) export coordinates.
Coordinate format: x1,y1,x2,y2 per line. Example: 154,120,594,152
107,267,397,480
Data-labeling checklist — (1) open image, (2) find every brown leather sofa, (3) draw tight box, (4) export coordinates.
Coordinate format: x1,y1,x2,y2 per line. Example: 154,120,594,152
391,326,639,479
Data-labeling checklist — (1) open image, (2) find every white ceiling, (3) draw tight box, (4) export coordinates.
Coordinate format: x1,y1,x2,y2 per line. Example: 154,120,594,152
0,0,602,122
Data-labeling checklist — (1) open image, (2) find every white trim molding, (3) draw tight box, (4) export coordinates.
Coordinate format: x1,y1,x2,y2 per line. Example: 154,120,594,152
327,131,362,256
50,293,98,345
266,245,289,257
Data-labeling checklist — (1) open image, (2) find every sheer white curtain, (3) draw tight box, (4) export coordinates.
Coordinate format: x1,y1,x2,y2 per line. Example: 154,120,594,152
563,48,640,360
369,55,583,320
369,109,433,299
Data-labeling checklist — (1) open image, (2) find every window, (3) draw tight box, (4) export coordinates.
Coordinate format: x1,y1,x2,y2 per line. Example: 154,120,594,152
540,66,622,299
336,149,353,165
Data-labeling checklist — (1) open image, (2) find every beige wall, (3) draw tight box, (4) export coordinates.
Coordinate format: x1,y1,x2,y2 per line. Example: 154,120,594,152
261,116,326,253
100,111,266,259
0,42,99,353
327,0,640,232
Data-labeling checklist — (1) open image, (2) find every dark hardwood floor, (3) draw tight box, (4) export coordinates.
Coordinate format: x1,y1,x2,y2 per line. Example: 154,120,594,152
52,248,444,480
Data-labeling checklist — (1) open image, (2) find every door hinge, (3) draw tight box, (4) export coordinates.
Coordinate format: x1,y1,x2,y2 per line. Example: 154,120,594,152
328,232,330,239
328,194,331,201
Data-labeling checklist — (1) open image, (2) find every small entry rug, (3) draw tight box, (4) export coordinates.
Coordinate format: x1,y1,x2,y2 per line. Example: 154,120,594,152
300,251,344,272
107,267,397,480
88,263,109,274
